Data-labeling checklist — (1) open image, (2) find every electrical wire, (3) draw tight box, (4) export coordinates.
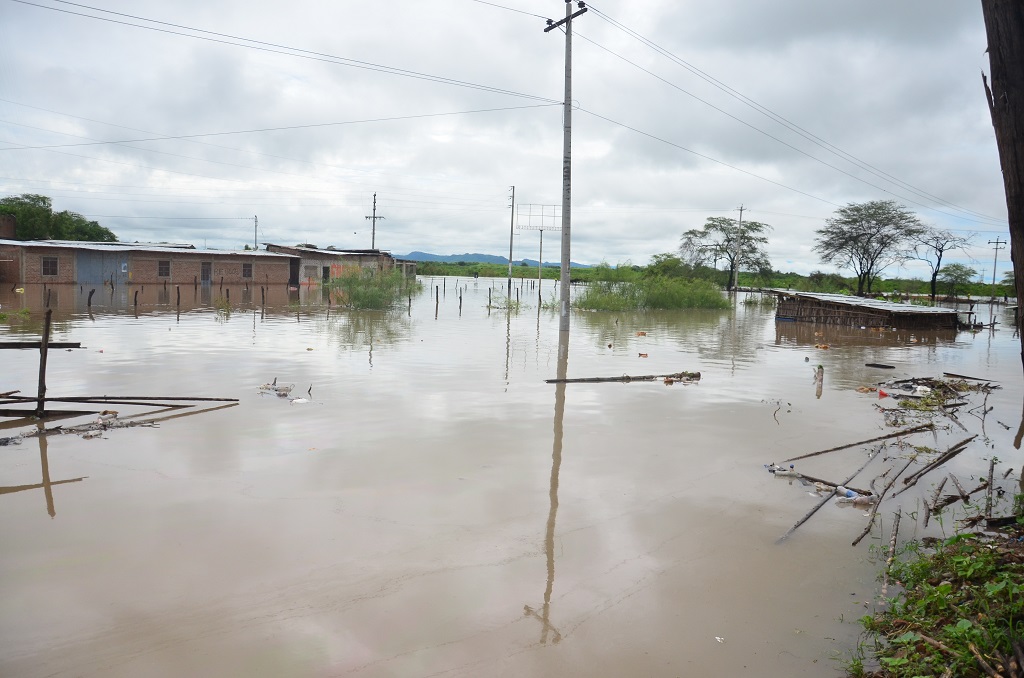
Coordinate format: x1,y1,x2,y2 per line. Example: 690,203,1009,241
585,4,1006,226
11,0,559,104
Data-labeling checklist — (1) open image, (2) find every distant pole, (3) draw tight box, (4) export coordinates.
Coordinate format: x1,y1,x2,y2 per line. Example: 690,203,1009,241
538,230,544,304
545,1,587,334
254,215,258,250
988,236,1006,298
508,186,515,298
365,193,386,250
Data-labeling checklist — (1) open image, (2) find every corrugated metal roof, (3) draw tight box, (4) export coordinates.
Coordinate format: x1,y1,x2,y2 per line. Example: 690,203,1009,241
770,289,958,315
0,239,295,258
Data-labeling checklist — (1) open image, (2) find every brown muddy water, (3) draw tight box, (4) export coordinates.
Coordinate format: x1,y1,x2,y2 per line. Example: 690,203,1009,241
1,280,1022,677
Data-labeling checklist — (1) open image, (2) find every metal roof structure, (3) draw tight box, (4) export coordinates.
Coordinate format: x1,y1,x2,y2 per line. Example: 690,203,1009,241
0,239,294,258
770,290,958,316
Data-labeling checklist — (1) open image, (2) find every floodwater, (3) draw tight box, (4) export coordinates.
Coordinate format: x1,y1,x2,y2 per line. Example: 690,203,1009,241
1,279,1022,678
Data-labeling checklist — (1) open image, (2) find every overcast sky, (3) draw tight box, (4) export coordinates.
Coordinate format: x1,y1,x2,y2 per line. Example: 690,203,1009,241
0,0,1011,278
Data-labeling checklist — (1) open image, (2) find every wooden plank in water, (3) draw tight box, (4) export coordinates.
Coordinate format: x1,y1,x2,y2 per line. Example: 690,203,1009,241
0,342,82,349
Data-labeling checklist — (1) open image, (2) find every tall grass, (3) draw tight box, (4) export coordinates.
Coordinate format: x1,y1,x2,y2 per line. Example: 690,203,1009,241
575,278,730,311
327,269,421,310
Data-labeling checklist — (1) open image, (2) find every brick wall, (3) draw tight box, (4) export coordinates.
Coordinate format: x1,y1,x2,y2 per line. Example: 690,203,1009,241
0,244,21,283
128,254,291,285
23,249,76,283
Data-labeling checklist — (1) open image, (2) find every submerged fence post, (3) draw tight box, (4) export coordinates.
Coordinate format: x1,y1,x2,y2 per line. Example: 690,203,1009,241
176,285,181,307
36,309,52,418
45,288,51,308
87,289,95,307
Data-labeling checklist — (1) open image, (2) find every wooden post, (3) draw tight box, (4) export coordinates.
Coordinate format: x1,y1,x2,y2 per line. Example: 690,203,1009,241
226,288,230,303
45,288,51,308
36,309,52,418
459,292,463,315
488,288,492,309
260,286,265,305
176,285,181,306
87,289,95,307
435,286,440,318
133,290,138,307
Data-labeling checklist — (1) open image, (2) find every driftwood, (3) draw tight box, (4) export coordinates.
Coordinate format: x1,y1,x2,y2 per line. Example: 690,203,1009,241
924,476,948,528
985,458,996,519
949,474,970,502
853,454,917,546
778,450,878,544
781,423,934,463
943,372,998,382
0,395,238,403
893,435,977,496
545,371,700,384
933,481,990,512
880,510,902,598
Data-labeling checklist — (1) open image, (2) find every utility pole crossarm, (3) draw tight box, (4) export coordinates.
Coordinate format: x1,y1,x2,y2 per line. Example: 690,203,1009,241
365,193,385,250
544,4,587,32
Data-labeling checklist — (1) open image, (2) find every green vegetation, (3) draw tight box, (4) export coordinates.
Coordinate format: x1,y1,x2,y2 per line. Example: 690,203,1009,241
0,308,31,322
851,533,1024,677
574,263,730,311
326,268,421,310
680,215,772,290
414,257,1014,300
0,194,117,241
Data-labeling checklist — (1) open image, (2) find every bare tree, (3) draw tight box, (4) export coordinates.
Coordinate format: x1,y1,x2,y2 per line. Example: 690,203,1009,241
679,217,771,291
813,201,925,296
913,227,974,302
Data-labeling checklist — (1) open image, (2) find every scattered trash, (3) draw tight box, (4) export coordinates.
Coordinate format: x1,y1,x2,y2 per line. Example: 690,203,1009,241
715,637,725,643
835,486,857,498
259,377,295,397
636,331,647,337
814,343,830,349
855,386,878,393
878,389,890,399
81,430,102,440
637,353,648,358
289,398,310,405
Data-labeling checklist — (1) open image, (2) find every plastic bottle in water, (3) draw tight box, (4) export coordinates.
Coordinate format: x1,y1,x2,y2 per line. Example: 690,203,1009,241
835,485,857,498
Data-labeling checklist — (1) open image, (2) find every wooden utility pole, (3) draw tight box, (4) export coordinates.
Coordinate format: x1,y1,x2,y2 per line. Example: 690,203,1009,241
545,1,587,335
988,236,1005,298
365,193,385,250
981,1,1024,360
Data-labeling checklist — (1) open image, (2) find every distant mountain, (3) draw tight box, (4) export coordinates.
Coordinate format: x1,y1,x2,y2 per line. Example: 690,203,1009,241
398,251,591,268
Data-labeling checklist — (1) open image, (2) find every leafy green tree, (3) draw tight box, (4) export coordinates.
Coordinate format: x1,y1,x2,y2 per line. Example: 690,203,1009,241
938,263,977,299
0,193,116,241
813,200,924,296
912,227,973,302
679,216,772,291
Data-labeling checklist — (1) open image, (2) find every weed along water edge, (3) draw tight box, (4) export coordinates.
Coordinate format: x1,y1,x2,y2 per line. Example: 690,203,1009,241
0,280,1021,678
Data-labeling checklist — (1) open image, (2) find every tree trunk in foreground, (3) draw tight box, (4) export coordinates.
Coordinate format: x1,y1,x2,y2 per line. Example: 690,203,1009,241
981,1,1024,367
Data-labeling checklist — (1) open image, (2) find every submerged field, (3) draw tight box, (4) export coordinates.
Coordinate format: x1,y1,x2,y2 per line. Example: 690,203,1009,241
1,278,1021,677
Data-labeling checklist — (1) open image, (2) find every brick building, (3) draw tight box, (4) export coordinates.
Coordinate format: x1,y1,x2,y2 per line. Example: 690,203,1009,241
0,240,295,285
264,244,414,285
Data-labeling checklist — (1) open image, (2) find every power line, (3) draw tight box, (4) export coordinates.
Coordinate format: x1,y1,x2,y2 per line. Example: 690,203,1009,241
0,104,560,151
584,4,1007,227
12,0,558,104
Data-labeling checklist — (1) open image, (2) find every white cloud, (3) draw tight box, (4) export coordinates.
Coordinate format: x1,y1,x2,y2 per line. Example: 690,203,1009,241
0,0,1008,277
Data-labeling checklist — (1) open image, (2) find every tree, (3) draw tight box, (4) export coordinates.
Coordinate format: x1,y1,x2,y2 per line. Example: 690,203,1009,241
938,263,977,299
981,1,1024,376
679,216,771,291
813,201,925,296
912,227,973,302
0,193,116,241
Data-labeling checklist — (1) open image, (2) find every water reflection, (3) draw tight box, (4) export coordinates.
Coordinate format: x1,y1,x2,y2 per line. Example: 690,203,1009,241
0,425,86,518
316,310,413,358
524,328,568,645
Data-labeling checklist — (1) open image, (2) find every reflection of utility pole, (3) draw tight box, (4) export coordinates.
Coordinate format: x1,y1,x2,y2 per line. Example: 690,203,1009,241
545,1,587,334
988,236,1005,300
508,186,515,298
365,193,385,250
524,328,568,645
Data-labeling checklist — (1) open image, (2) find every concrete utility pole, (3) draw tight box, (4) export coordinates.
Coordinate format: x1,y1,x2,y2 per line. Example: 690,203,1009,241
508,186,515,298
731,204,744,291
253,215,258,250
989,236,1006,297
545,1,587,334
365,193,385,249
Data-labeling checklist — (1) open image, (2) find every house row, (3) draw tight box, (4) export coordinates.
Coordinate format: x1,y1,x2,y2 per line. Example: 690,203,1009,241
0,240,416,286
